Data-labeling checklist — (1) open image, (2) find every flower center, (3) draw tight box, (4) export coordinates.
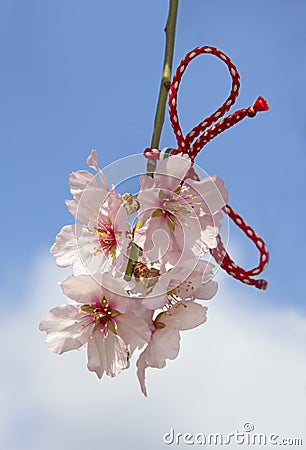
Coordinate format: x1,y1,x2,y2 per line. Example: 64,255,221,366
80,297,121,337
94,221,117,259
162,187,193,213
166,280,194,307
151,188,198,232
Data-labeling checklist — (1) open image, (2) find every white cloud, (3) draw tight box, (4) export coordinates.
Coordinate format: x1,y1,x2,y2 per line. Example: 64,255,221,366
0,254,305,450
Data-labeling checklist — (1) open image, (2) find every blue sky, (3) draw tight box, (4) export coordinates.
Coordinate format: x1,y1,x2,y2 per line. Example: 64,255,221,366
1,0,305,309
0,1,305,449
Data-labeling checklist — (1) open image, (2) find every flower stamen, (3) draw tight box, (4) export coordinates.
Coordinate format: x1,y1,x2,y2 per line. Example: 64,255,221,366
80,297,121,337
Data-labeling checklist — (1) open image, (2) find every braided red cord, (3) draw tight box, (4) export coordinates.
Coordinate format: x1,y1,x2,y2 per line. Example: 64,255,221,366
210,204,269,290
168,46,241,153
223,204,269,277
143,45,269,289
189,97,269,159
211,235,268,290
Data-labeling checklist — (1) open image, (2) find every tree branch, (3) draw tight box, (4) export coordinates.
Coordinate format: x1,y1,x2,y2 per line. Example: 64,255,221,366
124,1,179,282
146,0,179,176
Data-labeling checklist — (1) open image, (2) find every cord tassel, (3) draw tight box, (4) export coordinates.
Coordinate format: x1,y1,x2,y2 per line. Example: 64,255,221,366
189,96,269,159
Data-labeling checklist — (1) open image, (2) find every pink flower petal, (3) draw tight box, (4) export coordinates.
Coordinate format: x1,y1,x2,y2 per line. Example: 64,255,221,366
158,301,207,330
186,176,228,215
137,188,161,223
106,193,130,232
154,155,191,191
87,331,129,378
136,353,148,397
86,149,109,190
195,280,218,300
100,272,135,313
68,170,99,197
50,224,99,275
115,313,151,353
136,327,180,396
73,186,108,226
60,274,102,305
39,304,91,354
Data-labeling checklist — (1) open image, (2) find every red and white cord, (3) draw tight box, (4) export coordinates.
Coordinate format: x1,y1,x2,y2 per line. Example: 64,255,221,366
144,45,269,289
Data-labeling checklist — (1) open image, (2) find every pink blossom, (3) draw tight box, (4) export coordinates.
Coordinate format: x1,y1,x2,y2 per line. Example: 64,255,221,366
45,150,225,390
141,258,218,310
39,273,152,378
51,151,131,276
134,155,227,268
136,300,208,396
68,149,109,197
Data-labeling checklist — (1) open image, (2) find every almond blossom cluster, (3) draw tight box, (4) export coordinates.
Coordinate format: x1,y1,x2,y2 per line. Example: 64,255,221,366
39,150,227,395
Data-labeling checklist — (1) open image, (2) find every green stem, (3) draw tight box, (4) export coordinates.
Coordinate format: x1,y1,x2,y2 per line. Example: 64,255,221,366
146,0,179,176
124,243,140,281
124,1,179,281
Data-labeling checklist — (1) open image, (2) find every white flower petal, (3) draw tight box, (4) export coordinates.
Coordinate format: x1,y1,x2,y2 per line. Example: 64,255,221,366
50,224,99,275
195,280,218,300
154,155,191,191
158,301,207,330
75,186,108,226
68,170,99,197
136,327,181,396
139,174,154,191
198,225,219,252
50,224,81,268
86,149,109,190
87,331,128,378
65,199,78,218
141,220,172,267
186,176,228,215
150,327,180,362
136,352,148,397
106,193,130,232
39,305,91,354
115,313,151,353
100,272,134,311
142,282,168,310
60,274,102,305
138,327,180,368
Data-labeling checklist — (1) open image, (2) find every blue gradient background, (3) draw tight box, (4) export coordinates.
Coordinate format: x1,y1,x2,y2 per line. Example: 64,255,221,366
0,1,305,449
